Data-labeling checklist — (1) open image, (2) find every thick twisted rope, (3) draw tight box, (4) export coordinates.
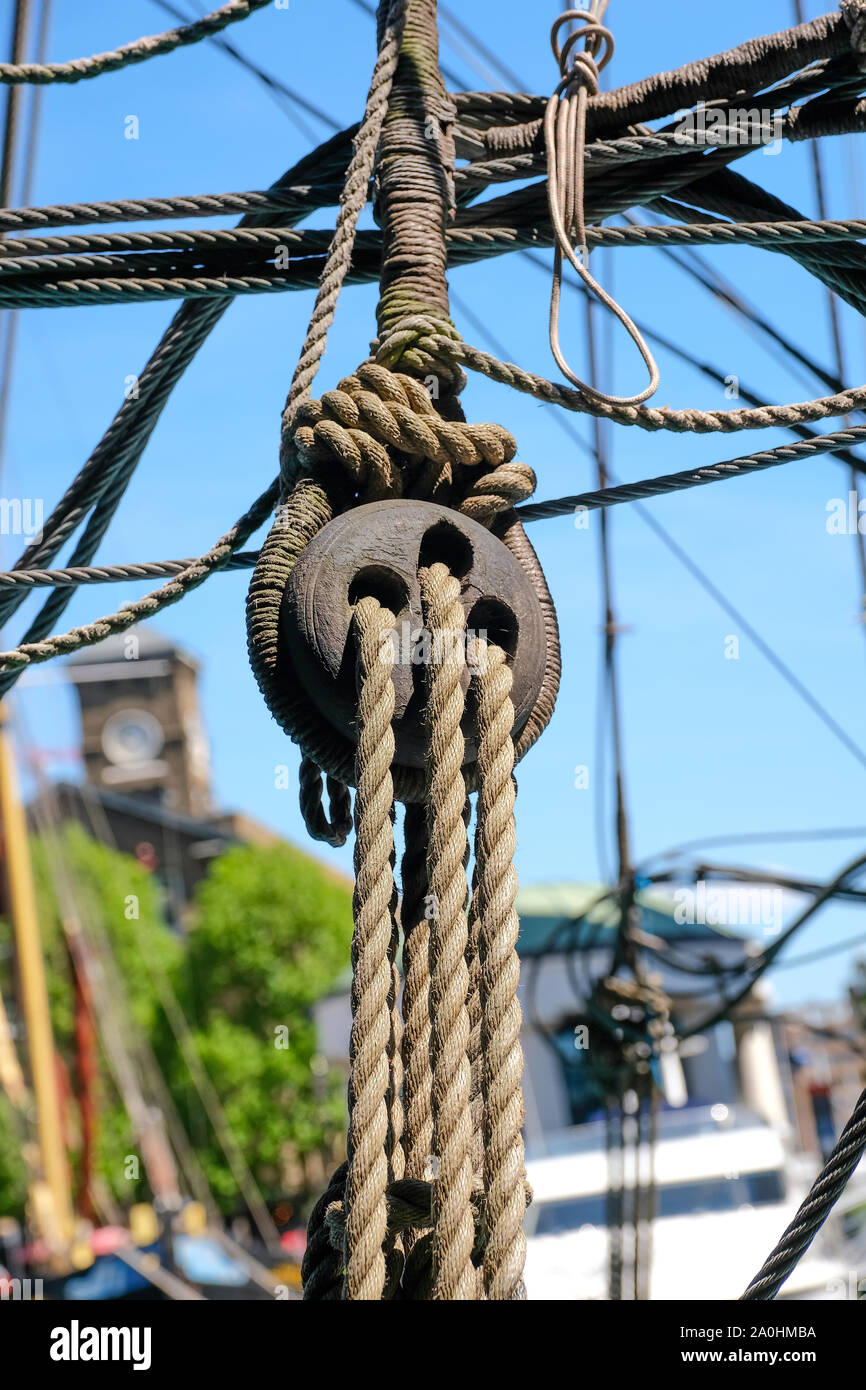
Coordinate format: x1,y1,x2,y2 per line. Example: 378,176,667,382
389,319,866,435
12,212,866,272
469,638,527,1301
385,804,405,1198
517,425,866,522
0,181,351,234
400,803,434,1192
373,0,461,382
288,360,534,521
279,0,408,473
420,562,476,1301
464,800,485,1189
741,1084,866,1301
0,0,270,86
344,596,399,1300
0,482,278,678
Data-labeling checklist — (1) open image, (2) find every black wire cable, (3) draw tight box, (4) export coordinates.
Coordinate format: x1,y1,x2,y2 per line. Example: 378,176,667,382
771,927,866,969
438,1,525,91
513,248,866,478
741,1085,866,1300
642,824,866,866
452,282,866,781
385,8,866,1301
148,0,340,138
680,850,866,1038
628,209,843,397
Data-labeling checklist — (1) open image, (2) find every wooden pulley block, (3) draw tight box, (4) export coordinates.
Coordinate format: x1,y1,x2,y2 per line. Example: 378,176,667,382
282,499,547,768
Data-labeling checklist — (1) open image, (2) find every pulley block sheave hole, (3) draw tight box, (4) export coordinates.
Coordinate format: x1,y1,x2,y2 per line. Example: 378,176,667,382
281,499,547,768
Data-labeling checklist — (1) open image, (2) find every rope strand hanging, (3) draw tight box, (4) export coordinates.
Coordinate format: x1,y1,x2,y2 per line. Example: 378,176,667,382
545,5,659,405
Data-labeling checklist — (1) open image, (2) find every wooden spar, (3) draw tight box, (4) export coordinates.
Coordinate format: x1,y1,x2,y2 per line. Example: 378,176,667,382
0,704,74,1256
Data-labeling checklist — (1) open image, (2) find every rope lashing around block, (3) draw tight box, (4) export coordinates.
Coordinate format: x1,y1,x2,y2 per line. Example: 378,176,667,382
286,361,536,522
247,478,561,811
544,6,659,406
0,0,271,86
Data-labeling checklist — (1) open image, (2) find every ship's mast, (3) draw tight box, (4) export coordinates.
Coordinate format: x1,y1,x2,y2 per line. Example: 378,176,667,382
0,705,74,1256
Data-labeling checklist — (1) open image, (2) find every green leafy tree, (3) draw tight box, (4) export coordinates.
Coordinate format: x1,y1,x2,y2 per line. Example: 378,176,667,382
0,823,183,1221
166,843,352,1209
0,828,352,1225
0,1092,28,1223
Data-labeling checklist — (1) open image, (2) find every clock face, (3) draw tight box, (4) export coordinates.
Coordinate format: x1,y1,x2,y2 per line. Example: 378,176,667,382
101,708,165,766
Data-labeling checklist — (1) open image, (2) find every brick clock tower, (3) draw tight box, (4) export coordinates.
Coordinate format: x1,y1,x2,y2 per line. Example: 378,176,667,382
67,626,212,818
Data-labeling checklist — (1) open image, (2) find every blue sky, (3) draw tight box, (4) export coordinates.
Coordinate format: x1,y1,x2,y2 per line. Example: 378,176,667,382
6,0,866,1009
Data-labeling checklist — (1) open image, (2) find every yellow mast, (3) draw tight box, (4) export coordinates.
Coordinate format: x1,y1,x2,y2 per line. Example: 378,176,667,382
0,705,74,1254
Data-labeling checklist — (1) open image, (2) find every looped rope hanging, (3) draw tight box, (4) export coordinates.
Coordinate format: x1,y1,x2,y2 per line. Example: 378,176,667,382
545,4,660,405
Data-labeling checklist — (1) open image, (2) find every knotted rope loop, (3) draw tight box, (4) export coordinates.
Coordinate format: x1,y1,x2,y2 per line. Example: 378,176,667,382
298,756,352,847
284,358,536,523
545,4,659,406
551,8,615,90
374,315,466,384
